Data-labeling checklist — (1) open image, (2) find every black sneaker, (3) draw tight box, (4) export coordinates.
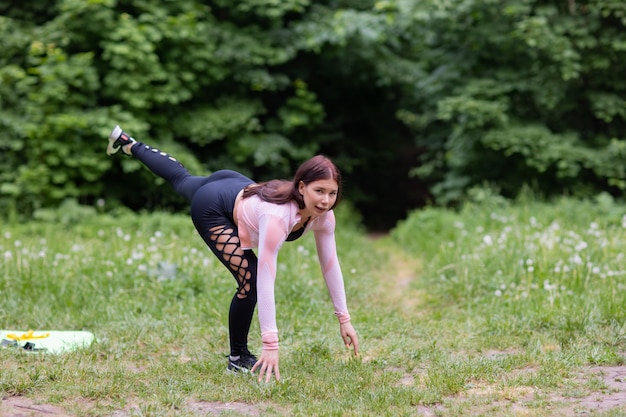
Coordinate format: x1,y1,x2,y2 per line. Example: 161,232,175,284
227,351,258,373
107,125,136,156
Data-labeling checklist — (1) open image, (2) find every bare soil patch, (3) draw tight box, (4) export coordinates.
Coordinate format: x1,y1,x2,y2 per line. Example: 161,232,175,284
413,365,626,416
187,400,262,416
555,366,626,414
1,397,66,417
0,397,265,417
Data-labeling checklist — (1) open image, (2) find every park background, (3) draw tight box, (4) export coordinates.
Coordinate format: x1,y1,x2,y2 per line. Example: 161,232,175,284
3,1,626,416
1,0,625,230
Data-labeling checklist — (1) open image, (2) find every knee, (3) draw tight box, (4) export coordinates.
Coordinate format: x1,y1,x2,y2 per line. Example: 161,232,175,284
171,174,196,200
237,287,257,302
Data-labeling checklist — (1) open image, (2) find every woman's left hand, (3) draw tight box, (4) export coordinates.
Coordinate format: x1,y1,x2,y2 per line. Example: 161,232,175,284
340,322,359,356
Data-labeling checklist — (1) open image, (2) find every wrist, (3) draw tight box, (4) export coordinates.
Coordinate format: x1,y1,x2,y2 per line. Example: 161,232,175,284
336,311,351,324
262,331,279,350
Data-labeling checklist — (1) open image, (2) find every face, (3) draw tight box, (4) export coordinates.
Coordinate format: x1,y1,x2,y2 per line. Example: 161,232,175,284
299,179,339,217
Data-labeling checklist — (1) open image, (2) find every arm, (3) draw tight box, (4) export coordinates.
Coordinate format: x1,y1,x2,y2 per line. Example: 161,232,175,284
314,211,359,356
252,214,287,381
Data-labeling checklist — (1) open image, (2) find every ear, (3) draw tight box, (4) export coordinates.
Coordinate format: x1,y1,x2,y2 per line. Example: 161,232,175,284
298,181,305,195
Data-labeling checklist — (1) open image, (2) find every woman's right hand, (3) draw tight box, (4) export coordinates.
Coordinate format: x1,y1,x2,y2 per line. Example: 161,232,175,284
340,321,359,356
251,349,281,382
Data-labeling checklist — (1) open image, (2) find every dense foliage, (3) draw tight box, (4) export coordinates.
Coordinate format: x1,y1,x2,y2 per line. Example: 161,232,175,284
1,0,625,228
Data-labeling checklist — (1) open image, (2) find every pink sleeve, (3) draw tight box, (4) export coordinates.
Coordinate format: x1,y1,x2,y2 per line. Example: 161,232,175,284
314,211,351,324
256,214,288,350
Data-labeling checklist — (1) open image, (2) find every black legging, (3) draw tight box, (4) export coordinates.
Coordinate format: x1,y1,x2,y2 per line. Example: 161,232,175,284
131,142,257,356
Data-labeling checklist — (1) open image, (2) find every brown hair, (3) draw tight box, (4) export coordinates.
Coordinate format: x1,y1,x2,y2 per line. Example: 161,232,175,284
242,155,342,210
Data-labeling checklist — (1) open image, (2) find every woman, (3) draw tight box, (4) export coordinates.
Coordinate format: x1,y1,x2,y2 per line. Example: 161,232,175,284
106,126,359,382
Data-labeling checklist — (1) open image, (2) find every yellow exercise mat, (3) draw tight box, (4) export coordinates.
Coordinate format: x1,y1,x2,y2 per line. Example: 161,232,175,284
0,329,95,354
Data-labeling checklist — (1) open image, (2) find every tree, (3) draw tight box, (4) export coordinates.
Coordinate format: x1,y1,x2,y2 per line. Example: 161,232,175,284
384,0,626,203
2,0,625,228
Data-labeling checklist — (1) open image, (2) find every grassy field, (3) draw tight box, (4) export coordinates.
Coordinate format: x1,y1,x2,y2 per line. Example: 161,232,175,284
2,196,626,416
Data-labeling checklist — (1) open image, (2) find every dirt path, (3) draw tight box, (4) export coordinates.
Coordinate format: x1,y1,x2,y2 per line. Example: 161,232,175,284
0,397,265,417
1,398,66,416
367,233,424,311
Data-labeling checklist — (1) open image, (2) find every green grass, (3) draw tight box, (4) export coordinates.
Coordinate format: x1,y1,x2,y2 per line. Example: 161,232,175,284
2,197,626,416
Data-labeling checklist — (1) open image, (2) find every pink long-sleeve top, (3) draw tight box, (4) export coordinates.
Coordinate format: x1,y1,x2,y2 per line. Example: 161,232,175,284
236,194,351,350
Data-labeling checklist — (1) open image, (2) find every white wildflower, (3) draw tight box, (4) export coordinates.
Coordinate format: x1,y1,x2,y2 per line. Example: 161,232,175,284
570,254,583,265
575,241,588,251
543,280,557,291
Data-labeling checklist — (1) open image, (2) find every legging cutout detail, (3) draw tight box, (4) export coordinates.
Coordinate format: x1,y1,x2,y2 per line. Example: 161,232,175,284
209,225,253,299
130,142,257,355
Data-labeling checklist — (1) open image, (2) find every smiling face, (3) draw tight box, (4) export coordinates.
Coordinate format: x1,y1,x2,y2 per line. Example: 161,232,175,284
298,179,339,218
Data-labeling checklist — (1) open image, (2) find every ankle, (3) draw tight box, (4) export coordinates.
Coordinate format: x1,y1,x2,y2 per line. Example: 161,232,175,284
122,142,135,155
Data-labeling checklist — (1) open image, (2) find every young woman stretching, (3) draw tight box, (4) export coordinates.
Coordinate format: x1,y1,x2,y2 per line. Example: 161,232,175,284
106,126,359,382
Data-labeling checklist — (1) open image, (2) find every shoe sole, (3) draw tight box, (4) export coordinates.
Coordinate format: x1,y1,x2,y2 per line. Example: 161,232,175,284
106,125,123,156
227,359,259,373
227,363,251,373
